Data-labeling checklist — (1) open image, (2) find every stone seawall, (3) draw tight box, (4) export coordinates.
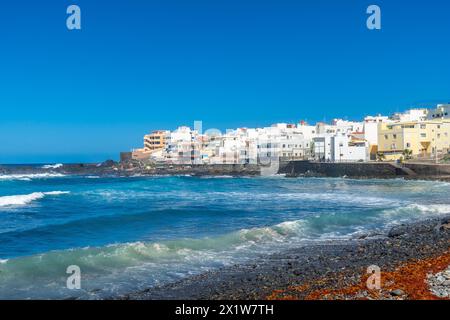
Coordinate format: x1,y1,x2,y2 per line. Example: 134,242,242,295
279,161,406,178
403,163,450,176
279,160,450,179
148,164,261,176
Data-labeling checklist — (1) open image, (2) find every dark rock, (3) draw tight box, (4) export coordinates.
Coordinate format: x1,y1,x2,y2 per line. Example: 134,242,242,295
388,228,406,238
99,160,117,167
390,289,405,296
441,217,450,224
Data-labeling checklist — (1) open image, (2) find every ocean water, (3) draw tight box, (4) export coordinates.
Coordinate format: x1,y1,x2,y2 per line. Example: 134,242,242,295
0,172,449,299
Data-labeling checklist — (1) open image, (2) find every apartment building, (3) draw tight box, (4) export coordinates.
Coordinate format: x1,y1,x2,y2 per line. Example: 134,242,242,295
331,133,368,162
127,103,450,165
144,130,169,151
378,120,450,160
166,126,202,164
363,115,392,160
427,104,450,120
391,108,428,122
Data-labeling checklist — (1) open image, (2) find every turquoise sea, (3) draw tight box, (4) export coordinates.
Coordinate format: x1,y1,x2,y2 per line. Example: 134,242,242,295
0,172,449,299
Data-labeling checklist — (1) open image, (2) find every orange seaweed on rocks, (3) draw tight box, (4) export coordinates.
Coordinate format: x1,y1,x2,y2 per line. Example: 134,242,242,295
268,251,450,300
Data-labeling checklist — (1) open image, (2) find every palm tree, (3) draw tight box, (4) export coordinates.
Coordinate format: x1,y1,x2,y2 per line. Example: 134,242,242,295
402,149,413,161
376,152,385,162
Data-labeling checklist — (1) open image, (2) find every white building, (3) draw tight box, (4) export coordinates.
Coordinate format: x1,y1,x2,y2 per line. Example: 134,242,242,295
391,109,428,122
165,126,201,164
363,115,390,146
253,124,315,162
427,104,450,120
331,133,368,162
332,119,364,134
363,115,392,160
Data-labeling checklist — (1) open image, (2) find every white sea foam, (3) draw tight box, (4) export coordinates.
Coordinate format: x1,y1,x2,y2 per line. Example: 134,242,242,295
0,209,415,299
0,173,65,181
205,191,400,207
383,203,450,219
200,175,234,179
41,163,63,169
0,191,70,207
380,203,450,229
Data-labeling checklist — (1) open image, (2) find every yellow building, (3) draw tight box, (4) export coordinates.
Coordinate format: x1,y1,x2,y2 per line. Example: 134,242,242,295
144,130,168,151
378,120,450,161
130,130,169,161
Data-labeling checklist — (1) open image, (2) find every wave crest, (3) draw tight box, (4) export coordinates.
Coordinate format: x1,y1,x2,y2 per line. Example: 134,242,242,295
42,164,63,169
0,191,70,207
0,173,65,181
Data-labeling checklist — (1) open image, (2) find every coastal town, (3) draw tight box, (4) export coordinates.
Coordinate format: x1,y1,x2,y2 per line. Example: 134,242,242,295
125,103,450,165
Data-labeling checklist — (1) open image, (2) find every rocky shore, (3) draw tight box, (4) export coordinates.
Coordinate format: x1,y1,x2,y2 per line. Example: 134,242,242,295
3,162,449,300
3,160,450,181
0,161,261,177
121,216,450,300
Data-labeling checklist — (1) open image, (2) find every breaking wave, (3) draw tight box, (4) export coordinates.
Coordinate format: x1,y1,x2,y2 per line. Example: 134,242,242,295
1,175,450,299
0,219,308,299
382,203,450,224
0,173,65,181
0,191,70,207
42,164,63,169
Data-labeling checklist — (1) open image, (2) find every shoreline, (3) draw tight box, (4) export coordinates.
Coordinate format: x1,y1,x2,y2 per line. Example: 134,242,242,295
3,160,450,181
1,168,449,300
120,216,450,300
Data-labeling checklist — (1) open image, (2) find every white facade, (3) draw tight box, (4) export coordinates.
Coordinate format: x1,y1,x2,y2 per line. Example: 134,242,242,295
134,104,449,165
331,134,368,162
392,109,428,122
313,135,333,161
332,119,364,133
166,126,201,164
363,115,390,146
427,104,450,120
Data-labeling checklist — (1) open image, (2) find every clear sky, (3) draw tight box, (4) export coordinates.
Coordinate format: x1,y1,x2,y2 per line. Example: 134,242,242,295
0,0,449,163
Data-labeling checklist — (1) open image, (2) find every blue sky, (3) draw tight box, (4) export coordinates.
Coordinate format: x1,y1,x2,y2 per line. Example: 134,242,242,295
0,0,449,163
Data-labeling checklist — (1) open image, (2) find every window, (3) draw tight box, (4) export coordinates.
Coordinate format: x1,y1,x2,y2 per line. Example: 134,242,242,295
421,124,426,129
393,134,397,139
385,135,388,139
421,133,426,138
406,143,411,148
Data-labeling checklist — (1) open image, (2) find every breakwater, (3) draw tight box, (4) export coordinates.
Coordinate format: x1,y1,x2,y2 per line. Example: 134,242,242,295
278,160,450,179
142,164,261,176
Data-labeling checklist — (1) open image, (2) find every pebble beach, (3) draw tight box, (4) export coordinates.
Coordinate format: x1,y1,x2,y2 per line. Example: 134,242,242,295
123,216,450,300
